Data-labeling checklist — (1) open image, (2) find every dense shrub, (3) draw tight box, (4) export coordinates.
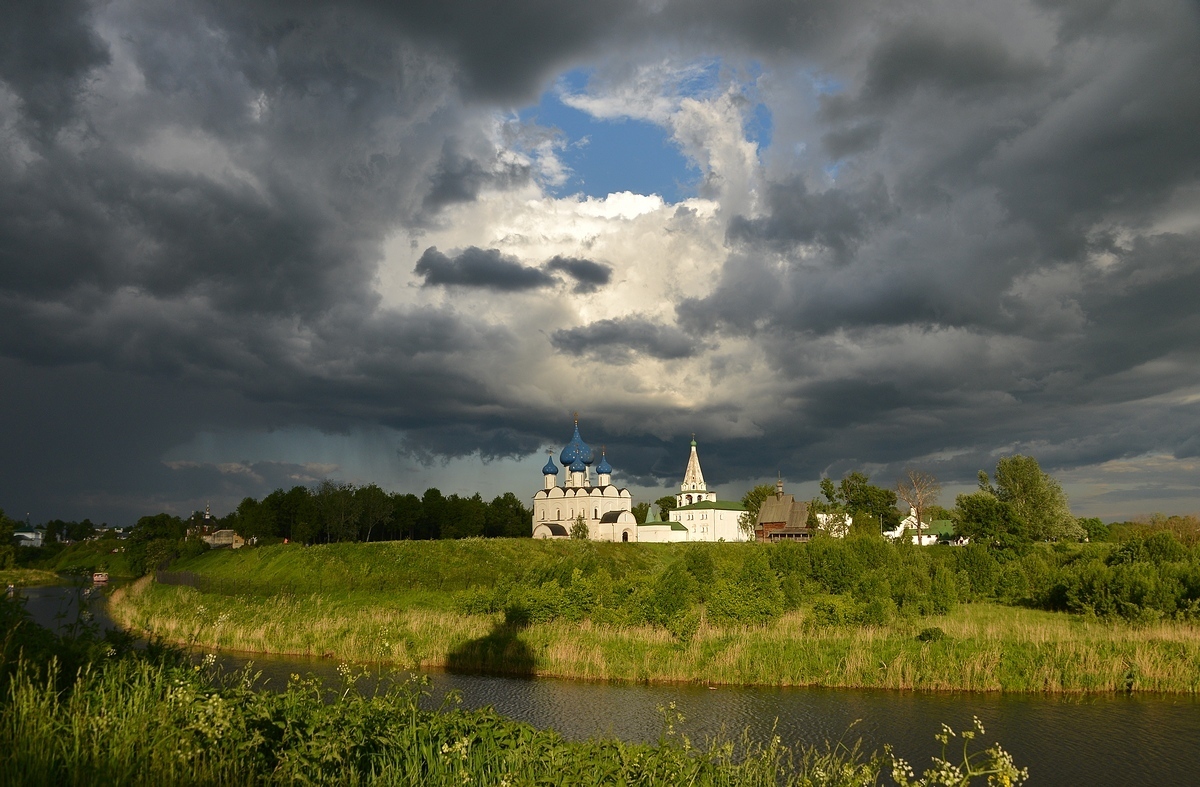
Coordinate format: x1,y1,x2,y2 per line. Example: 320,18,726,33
707,552,784,627
955,544,1000,597
1040,533,1200,622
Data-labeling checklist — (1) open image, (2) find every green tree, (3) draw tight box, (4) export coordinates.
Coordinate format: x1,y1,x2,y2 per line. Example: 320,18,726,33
485,493,531,538
988,455,1083,541
953,491,1028,549
819,472,902,532
0,508,16,569
316,481,361,542
235,496,278,540
355,484,393,542
419,488,446,540
631,502,651,524
129,513,186,543
390,493,423,540
569,514,589,540
442,494,487,539
654,496,678,521
738,483,776,536
1078,516,1109,542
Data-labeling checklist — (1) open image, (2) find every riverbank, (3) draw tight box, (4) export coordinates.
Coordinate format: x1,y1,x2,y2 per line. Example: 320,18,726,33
110,575,1200,693
0,568,66,587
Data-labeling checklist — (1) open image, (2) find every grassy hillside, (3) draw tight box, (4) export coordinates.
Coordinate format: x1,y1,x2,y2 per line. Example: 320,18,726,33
165,538,702,596
109,539,1200,693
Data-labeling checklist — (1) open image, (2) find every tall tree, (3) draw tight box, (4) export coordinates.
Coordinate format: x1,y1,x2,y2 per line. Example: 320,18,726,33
442,494,487,539
236,496,278,540
954,491,1028,549
818,472,901,533
988,455,1083,541
485,493,531,538
631,502,651,524
896,469,941,543
316,480,360,542
390,493,423,540
738,483,776,536
355,484,393,542
418,488,446,540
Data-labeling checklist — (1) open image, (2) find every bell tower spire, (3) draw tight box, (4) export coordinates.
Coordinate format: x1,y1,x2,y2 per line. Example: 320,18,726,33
676,434,716,507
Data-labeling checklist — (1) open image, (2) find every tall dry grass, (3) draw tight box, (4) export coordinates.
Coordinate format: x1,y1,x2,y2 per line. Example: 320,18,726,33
109,579,1200,693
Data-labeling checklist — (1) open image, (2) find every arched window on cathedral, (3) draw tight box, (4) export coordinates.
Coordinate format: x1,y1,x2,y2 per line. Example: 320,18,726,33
556,509,560,520
594,508,598,519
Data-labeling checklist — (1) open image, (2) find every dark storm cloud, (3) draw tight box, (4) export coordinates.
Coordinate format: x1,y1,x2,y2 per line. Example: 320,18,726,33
726,175,892,261
423,139,533,212
822,121,883,160
1,0,1199,521
861,27,1045,104
551,317,704,363
415,247,555,291
544,255,613,293
0,0,110,138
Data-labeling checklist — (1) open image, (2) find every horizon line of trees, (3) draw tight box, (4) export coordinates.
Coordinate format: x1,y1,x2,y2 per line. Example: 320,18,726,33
228,482,533,544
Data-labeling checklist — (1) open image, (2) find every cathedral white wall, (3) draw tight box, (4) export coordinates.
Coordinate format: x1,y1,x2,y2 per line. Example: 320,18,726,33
532,482,633,541
669,508,752,542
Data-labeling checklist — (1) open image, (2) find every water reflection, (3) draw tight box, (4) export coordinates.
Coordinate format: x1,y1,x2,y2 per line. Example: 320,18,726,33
14,585,1200,786
211,642,1200,787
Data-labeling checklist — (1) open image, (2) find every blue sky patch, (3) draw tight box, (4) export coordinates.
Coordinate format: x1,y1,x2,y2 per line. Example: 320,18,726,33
520,75,699,203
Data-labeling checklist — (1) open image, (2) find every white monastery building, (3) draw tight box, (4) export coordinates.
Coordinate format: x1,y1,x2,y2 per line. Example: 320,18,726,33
667,438,751,542
531,422,748,543
532,418,639,541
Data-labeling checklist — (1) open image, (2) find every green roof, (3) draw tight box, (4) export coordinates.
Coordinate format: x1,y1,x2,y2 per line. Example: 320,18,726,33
670,522,687,531
905,520,955,537
929,519,955,536
673,500,746,511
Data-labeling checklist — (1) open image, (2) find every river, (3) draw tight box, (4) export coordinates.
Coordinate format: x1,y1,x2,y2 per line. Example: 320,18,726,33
17,584,1200,786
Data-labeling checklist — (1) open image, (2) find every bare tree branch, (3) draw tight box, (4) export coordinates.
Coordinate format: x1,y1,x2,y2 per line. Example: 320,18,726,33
896,469,941,543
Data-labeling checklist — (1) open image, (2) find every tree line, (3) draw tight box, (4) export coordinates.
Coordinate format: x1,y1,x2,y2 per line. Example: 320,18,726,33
728,454,1113,546
225,482,533,544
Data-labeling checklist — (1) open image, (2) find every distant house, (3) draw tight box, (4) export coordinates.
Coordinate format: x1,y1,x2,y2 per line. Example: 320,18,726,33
201,529,245,549
885,513,961,545
755,480,814,542
12,528,44,548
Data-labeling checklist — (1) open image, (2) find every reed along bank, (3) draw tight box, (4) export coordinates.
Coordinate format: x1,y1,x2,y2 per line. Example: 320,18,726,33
108,537,1200,693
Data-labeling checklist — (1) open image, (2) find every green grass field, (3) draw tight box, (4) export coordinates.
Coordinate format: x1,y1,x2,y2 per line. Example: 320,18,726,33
0,569,65,587
106,539,1200,694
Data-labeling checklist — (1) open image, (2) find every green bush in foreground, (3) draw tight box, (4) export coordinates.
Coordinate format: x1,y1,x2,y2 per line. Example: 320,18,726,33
2,594,1027,786
1,654,1027,787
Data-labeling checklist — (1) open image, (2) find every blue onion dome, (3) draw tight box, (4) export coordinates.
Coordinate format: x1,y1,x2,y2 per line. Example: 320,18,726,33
542,454,559,475
558,419,595,466
596,450,612,476
569,457,587,473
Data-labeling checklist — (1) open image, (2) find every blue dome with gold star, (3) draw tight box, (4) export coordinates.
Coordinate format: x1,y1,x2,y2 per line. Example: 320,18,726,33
542,455,558,475
596,450,612,475
559,420,594,467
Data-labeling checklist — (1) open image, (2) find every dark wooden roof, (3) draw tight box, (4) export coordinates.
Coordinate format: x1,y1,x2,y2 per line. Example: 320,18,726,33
756,493,809,529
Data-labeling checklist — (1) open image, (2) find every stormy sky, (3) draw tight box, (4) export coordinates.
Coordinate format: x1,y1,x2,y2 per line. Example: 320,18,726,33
2,0,1199,524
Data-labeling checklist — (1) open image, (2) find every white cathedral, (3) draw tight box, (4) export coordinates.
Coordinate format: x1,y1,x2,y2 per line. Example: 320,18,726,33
531,420,751,542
